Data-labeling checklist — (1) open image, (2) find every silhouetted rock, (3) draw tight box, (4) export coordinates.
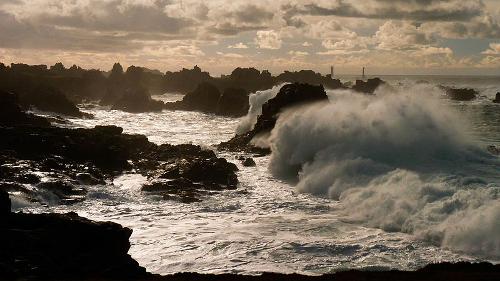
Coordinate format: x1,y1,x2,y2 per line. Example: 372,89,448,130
277,70,344,89
493,92,500,103
352,78,385,94
439,86,477,101
242,157,256,167
217,88,249,117
0,189,10,215
220,83,328,152
0,90,51,127
163,65,212,93
111,87,165,112
0,202,148,279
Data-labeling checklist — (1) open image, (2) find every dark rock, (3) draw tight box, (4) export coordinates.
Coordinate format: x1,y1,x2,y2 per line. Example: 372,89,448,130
165,82,221,113
0,211,148,280
220,83,328,152
242,157,256,167
216,88,249,117
0,90,51,127
493,92,500,103
440,86,477,101
111,87,165,113
0,189,10,215
76,172,106,185
37,180,87,204
20,84,92,117
487,145,500,155
352,78,385,94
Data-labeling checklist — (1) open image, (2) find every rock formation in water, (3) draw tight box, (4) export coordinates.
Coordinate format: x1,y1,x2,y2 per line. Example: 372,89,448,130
0,96,239,204
111,87,165,113
439,86,478,101
493,92,500,103
0,190,148,280
165,82,250,117
351,78,385,94
220,83,328,152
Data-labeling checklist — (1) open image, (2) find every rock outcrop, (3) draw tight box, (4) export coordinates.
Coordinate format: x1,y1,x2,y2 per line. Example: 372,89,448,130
0,90,51,127
220,83,328,152
493,92,500,103
1,97,239,204
165,82,250,117
440,86,477,101
0,190,148,280
352,78,385,94
111,87,165,113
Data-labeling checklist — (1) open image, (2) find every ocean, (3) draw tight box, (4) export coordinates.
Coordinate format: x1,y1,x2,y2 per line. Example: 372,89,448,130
15,75,500,275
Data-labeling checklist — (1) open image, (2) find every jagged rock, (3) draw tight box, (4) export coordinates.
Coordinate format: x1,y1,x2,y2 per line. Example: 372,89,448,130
20,84,92,117
242,157,256,167
352,78,385,94
493,92,500,103
165,82,221,113
439,86,477,101
217,88,249,117
76,172,106,185
0,198,148,279
111,87,165,113
0,90,51,127
220,83,328,152
0,189,10,215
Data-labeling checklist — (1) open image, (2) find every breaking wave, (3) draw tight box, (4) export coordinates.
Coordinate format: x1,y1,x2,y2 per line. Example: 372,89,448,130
267,85,500,259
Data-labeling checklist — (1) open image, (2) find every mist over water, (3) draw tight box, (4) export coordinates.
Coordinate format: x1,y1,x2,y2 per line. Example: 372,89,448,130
265,85,500,259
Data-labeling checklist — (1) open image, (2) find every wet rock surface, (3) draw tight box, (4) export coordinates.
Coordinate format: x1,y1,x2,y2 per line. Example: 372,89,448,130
0,96,239,204
440,86,478,101
111,87,165,113
352,78,385,94
220,83,328,152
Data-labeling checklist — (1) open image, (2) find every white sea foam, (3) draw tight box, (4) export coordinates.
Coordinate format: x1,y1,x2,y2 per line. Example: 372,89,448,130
268,85,500,259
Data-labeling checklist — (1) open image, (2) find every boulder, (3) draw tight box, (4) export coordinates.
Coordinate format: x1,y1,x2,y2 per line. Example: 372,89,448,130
216,88,249,117
165,82,221,113
20,84,92,118
242,157,256,167
493,92,500,103
439,86,477,101
352,78,385,94
0,211,148,279
111,87,165,113
0,189,10,215
0,90,51,127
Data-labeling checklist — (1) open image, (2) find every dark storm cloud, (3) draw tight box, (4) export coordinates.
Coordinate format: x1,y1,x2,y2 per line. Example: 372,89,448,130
283,0,484,24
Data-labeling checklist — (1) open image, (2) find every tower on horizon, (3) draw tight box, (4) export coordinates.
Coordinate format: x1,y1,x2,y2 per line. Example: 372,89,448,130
330,66,334,79
362,67,365,79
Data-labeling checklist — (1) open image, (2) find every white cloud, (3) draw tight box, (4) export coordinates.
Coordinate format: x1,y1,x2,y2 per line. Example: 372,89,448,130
255,30,282,49
216,51,244,58
375,21,436,50
288,50,309,56
482,43,500,55
301,41,312,47
228,42,249,49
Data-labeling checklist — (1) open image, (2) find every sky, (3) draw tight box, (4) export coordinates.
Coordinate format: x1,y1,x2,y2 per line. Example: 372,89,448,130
0,0,499,76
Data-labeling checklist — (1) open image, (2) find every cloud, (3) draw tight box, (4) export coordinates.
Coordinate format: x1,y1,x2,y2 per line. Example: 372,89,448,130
288,50,309,56
375,21,436,50
255,30,282,49
282,0,484,23
228,42,249,49
216,51,244,58
302,41,312,47
482,43,500,55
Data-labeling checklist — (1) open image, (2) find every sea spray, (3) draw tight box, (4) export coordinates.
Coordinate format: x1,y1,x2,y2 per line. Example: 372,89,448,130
236,84,285,135
267,86,500,259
